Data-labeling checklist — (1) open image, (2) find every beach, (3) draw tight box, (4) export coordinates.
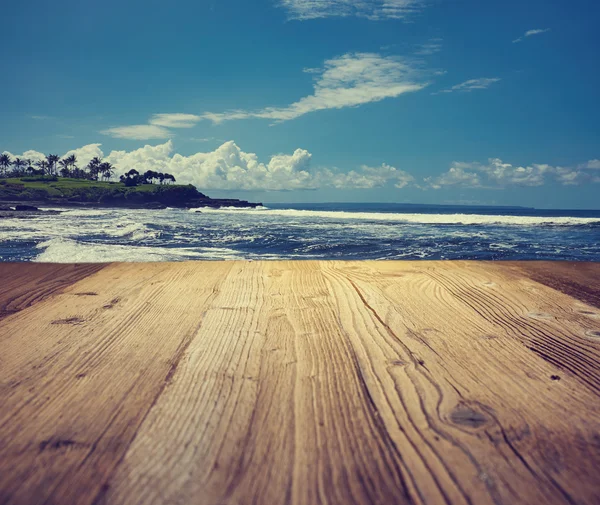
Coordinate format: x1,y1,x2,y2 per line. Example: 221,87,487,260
1,260,599,505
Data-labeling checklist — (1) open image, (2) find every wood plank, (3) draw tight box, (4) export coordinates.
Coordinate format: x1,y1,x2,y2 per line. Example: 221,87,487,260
505,261,600,309
100,261,600,505
100,261,416,505
322,261,600,505
0,261,599,505
0,263,106,320
0,262,233,505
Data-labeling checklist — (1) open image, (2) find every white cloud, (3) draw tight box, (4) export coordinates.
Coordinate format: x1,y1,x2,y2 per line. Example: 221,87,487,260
427,158,600,189
580,159,600,170
1,149,46,164
100,125,172,140
434,78,501,94
202,52,428,124
6,142,598,191
279,0,427,20
513,28,551,43
63,144,105,168
425,165,483,189
4,144,104,169
104,141,416,191
317,163,414,189
149,113,202,128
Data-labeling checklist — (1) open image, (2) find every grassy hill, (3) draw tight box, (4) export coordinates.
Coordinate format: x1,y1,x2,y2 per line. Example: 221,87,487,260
0,176,214,208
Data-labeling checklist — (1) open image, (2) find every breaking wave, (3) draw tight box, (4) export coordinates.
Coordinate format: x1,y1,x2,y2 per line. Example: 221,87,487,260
194,207,600,226
1,203,599,262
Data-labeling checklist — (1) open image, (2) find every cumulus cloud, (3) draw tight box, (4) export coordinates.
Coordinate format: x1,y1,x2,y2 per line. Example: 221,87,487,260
63,144,105,168
580,159,600,170
101,125,172,140
434,78,501,94
202,52,428,124
513,28,551,43
426,158,600,189
104,141,416,191
3,144,105,169
278,0,427,20
6,142,598,191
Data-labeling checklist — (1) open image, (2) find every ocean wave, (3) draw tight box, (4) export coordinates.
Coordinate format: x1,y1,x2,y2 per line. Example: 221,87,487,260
33,238,243,263
193,207,600,226
103,222,160,241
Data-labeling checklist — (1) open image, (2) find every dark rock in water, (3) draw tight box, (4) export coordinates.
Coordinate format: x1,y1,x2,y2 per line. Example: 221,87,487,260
191,198,262,209
0,205,13,211
15,204,39,211
143,202,167,210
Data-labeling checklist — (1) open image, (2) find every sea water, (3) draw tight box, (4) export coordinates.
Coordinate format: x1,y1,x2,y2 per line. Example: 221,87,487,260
0,202,599,262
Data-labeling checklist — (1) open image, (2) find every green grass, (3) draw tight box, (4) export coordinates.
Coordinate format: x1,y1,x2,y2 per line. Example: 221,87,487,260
0,177,206,206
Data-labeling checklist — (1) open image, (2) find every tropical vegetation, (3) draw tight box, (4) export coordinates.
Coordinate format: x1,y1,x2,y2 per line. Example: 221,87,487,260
0,152,176,186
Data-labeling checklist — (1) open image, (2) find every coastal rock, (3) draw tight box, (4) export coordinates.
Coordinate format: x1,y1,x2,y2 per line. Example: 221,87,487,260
143,202,168,210
15,205,39,211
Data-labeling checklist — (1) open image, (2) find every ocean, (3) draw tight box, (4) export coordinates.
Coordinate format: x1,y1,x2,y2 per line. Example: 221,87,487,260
1,202,599,262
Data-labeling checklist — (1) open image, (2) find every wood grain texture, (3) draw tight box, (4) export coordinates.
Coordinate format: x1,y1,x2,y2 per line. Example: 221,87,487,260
0,261,599,505
0,263,106,319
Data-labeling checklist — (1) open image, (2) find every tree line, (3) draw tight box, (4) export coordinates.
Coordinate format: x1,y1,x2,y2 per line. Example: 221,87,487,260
120,169,176,186
0,152,176,185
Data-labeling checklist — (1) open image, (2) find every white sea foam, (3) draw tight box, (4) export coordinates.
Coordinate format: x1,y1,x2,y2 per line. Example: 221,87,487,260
191,207,600,226
33,238,243,263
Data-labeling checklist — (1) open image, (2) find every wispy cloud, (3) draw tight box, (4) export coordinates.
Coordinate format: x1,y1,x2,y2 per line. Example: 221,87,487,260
434,77,501,95
100,124,172,140
97,53,428,136
202,52,428,124
100,114,202,141
513,28,551,43
426,158,600,189
150,113,202,128
415,38,443,56
278,0,427,21
187,137,222,143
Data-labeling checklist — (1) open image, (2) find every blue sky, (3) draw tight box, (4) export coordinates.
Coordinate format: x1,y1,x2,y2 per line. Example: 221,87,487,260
1,0,599,208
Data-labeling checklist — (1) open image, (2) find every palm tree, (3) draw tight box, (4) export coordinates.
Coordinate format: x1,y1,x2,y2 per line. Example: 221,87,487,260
25,159,34,175
35,159,49,175
58,158,70,177
46,154,60,176
99,161,115,181
0,153,12,177
11,157,26,176
65,154,78,178
86,157,102,180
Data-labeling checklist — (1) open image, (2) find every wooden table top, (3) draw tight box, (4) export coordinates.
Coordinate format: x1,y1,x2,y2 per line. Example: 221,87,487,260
0,261,599,505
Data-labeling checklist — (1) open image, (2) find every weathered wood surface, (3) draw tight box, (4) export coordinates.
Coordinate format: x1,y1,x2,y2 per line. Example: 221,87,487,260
0,261,599,505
